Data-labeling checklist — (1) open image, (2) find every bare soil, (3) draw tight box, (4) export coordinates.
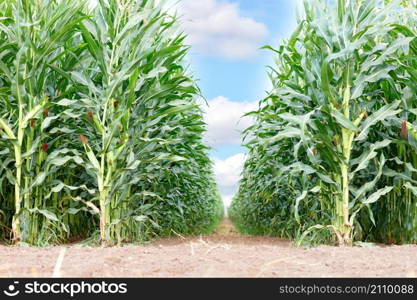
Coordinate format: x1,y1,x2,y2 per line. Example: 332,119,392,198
1,219,416,278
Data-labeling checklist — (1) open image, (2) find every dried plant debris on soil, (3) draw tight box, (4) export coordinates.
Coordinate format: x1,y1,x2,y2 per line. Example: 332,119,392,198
0,220,416,278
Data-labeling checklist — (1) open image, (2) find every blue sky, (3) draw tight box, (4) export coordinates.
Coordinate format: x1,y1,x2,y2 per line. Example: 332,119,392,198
175,0,299,206
194,0,298,101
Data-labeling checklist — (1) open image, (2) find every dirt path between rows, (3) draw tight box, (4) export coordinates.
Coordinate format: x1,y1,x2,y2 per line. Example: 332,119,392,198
1,218,416,277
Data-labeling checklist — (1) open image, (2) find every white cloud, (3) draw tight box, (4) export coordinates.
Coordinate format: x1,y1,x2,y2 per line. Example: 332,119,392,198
213,153,245,187
93,0,268,60
221,195,234,210
200,96,256,208
175,0,269,60
201,96,257,147
212,153,246,207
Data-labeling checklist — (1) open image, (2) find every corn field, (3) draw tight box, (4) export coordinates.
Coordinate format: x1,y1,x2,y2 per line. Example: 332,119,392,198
230,0,417,246
0,0,223,246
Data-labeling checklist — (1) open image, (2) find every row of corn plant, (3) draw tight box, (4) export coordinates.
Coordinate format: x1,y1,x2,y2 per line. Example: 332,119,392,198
0,0,222,246
230,0,416,246
0,0,93,244
363,0,417,244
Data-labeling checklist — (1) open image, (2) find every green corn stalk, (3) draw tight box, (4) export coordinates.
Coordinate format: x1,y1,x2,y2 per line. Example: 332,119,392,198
0,0,221,246
362,1,417,245
67,0,222,245
0,0,87,243
231,0,414,246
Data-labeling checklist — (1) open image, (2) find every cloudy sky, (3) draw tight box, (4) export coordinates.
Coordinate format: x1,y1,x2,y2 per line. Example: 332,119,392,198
173,0,300,207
